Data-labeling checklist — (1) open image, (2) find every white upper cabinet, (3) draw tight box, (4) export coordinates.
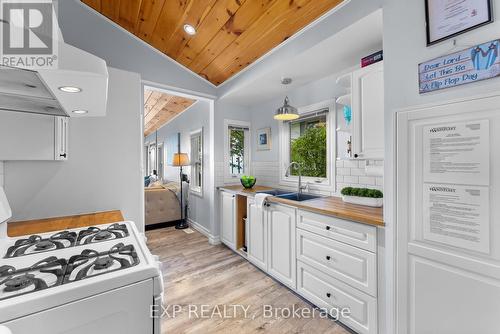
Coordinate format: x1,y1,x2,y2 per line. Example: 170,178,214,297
351,61,384,159
0,111,69,161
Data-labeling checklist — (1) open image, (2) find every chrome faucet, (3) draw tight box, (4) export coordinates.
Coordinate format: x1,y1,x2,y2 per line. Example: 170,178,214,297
285,162,307,194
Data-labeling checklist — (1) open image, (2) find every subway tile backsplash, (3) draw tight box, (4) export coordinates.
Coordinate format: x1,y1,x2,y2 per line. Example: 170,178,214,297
251,160,383,196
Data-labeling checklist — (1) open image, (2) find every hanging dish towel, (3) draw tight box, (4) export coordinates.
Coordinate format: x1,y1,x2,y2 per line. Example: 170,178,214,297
254,193,270,209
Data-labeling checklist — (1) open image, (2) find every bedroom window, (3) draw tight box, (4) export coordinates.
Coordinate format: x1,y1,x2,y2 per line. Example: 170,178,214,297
190,128,203,196
279,100,335,190
224,120,250,183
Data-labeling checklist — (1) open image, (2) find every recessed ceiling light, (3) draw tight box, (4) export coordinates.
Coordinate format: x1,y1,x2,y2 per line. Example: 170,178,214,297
72,109,88,114
59,86,82,93
183,24,196,36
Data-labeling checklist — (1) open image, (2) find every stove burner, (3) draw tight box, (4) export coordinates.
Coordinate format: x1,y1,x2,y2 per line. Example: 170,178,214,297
5,231,77,258
0,265,15,277
66,242,139,282
94,231,113,241
35,240,55,250
0,257,66,300
77,224,129,245
94,257,114,270
4,274,35,292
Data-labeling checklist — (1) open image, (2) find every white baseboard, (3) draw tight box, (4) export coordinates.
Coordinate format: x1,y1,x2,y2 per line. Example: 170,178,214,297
187,218,220,245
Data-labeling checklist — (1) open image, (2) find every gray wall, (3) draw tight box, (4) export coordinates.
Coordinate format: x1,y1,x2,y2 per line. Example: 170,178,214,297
58,0,216,98
145,100,212,232
4,68,145,231
383,2,500,333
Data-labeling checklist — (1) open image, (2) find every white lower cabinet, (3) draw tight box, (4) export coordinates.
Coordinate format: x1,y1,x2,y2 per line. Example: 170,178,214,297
297,261,377,334
296,228,377,296
246,198,268,271
222,193,378,334
267,203,296,290
220,191,236,249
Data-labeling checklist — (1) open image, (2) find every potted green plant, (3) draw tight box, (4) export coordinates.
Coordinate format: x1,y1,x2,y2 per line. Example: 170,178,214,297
341,187,383,207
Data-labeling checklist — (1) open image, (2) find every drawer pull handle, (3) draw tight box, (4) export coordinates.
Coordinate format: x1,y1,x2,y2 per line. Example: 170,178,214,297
326,226,331,231
326,292,331,298
326,255,331,261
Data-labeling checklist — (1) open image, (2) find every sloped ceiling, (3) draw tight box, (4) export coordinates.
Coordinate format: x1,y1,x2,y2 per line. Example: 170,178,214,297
144,89,196,136
81,0,344,86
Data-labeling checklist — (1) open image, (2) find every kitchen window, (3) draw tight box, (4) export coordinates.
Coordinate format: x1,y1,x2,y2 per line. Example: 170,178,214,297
224,119,250,183
279,100,335,190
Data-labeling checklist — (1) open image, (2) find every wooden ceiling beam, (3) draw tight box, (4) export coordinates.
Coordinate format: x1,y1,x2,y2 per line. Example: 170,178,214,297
187,0,278,75
176,0,247,67
143,91,196,137
134,0,166,42
204,0,342,84
82,0,344,86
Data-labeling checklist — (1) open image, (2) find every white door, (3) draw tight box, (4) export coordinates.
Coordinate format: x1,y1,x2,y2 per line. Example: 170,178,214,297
352,61,384,159
267,203,296,289
220,191,236,250
396,94,500,334
246,198,267,271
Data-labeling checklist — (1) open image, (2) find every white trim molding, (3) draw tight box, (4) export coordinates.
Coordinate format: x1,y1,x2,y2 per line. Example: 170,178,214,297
278,99,336,192
188,218,221,245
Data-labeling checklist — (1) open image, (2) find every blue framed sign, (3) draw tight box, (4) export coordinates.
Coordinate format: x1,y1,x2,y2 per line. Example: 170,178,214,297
419,39,500,93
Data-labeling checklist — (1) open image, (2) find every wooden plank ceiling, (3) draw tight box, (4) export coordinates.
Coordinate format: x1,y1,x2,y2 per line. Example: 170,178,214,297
81,0,344,85
144,89,196,137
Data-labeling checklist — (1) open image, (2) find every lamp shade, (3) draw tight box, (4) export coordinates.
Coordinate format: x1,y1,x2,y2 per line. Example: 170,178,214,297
172,153,190,166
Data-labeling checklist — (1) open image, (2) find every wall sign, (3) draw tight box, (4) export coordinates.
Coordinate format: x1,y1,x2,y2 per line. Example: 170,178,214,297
425,0,493,45
419,39,500,93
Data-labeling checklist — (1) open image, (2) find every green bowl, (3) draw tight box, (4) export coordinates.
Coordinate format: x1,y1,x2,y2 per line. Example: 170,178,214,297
240,176,256,189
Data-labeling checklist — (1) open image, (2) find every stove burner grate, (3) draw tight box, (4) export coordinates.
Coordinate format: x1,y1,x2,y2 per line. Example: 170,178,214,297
77,224,129,245
4,231,77,259
0,243,140,300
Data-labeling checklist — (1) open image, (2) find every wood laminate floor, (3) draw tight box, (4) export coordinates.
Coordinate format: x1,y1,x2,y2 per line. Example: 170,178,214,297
146,227,352,334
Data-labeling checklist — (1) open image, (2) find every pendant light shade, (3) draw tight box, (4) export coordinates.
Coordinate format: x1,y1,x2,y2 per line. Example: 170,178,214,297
274,96,299,120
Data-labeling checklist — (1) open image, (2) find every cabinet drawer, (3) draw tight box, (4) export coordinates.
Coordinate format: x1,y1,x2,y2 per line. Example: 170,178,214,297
297,210,377,252
297,229,377,296
297,261,377,334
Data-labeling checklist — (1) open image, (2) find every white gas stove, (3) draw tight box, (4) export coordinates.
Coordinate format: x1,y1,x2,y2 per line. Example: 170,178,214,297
0,187,163,334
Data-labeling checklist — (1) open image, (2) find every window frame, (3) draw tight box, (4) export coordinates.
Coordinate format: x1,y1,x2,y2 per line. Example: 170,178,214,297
189,128,203,197
278,100,336,192
224,119,251,184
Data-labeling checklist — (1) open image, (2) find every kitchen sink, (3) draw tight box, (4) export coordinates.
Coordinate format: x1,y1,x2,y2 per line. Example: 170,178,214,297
275,192,323,202
256,189,293,196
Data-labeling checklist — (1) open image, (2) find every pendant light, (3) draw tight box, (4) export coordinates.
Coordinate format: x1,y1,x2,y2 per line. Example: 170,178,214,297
274,78,299,121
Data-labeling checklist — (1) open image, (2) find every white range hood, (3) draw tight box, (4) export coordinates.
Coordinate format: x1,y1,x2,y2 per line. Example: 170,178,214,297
0,4,108,117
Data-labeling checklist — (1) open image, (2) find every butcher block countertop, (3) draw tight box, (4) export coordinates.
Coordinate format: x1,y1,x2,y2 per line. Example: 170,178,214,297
219,185,384,227
218,185,275,196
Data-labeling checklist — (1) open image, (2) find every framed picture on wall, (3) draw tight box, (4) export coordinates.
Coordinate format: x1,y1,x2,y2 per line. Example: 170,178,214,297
256,127,271,151
425,0,493,46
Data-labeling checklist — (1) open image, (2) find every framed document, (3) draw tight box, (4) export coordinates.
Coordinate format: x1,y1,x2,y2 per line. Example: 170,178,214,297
425,0,493,46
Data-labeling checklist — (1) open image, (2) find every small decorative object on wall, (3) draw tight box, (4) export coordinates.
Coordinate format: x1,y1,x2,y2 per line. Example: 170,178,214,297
341,187,383,207
425,0,492,46
361,50,383,67
256,127,272,151
419,39,500,93
343,105,352,126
